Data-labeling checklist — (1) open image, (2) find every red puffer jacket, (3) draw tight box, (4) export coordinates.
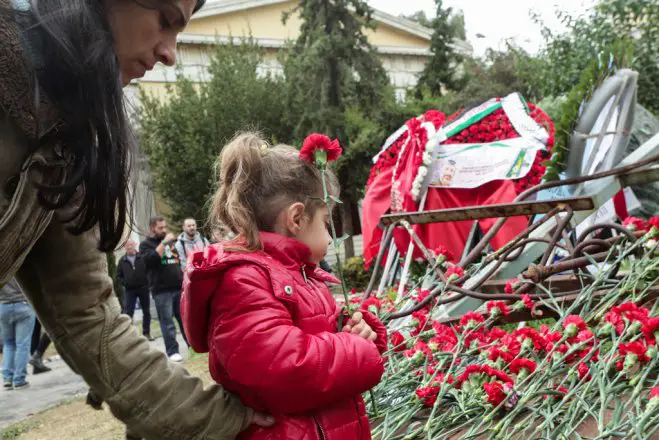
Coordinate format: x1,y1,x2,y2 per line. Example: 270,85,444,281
181,232,387,440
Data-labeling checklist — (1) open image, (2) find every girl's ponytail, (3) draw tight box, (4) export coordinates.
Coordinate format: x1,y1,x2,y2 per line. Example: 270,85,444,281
209,132,340,252
210,133,265,250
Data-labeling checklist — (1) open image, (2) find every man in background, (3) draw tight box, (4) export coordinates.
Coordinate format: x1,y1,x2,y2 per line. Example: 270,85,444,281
1,278,35,389
139,217,186,362
175,218,211,271
117,239,153,341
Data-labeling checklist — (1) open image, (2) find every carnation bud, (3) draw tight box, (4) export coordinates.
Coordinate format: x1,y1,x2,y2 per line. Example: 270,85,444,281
624,353,638,371
512,301,526,312
552,351,563,363
564,323,579,338
489,306,502,318
412,351,425,365
410,318,420,328
447,273,459,283
518,369,529,381
598,323,614,337
647,346,658,360
628,321,643,334
521,338,535,351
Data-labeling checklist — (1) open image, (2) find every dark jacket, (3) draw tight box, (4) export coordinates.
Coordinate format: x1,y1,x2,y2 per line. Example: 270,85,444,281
116,254,148,290
139,237,183,294
0,278,25,304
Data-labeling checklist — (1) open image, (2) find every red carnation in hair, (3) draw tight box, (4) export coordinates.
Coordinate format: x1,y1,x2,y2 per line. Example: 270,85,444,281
299,133,342,164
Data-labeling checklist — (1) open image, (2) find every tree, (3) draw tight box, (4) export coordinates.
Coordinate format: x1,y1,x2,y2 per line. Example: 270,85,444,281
140,40,293,230
415,0,462,97
282,0,395,257
517,0,659,113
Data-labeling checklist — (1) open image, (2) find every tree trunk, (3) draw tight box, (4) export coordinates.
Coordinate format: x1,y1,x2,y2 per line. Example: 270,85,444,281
342,205,355,259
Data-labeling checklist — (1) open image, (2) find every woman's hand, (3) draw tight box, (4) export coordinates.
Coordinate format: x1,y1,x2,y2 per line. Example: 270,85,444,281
342,311,377,341
243,408,275,431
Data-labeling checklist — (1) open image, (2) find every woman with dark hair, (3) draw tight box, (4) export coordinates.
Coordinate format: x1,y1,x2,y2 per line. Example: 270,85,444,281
0,1,272,438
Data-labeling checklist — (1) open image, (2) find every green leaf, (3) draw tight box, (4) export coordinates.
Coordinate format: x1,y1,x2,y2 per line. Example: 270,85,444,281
333,234,351,247
329,195,344,204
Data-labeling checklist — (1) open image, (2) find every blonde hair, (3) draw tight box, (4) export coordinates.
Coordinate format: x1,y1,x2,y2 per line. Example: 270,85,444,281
210,132,340,251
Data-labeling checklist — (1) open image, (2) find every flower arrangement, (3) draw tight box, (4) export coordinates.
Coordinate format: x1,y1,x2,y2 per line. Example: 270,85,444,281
352,217,659,439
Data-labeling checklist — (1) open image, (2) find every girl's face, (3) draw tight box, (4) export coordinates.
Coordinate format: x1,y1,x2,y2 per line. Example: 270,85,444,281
106,0,197,86
295,207,332,265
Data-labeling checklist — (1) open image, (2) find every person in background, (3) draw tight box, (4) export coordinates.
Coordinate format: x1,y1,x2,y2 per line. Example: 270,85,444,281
29,319,52,374
117,239,153,341
1,278,35,390
175,218,211,270
140,217,187,362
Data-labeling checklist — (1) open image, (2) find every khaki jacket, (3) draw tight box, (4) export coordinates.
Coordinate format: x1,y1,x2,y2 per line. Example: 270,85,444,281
0,3,246,439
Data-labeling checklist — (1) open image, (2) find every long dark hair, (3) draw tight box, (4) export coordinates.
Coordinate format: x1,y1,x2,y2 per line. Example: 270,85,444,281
10,0,205,252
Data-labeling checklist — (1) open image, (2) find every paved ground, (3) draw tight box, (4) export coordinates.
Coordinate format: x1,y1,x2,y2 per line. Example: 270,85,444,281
0,310,188,429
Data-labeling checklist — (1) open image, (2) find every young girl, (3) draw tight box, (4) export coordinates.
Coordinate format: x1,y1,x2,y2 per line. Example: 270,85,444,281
181,133,387,439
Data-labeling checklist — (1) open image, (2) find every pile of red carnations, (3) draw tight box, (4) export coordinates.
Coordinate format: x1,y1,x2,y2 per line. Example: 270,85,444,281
366,100,555,196
354,219,658,439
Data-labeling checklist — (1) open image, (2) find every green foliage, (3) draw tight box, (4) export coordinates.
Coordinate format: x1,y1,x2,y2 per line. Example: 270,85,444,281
543,41,633,180
517,0,659,113
415,0,462,97
282,0,396,242
340,256,373,291
404,49,532,119
140,39,293,228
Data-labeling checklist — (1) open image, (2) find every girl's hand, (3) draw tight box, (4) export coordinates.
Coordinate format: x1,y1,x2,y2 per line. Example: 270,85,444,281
342,311,377,341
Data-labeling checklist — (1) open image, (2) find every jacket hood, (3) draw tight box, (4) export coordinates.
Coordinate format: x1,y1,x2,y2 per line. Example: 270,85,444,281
177,232,204,244
182,232,339,353
0,0,63,139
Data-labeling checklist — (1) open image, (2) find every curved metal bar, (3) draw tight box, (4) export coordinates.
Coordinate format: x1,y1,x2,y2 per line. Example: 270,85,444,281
362,225,395,300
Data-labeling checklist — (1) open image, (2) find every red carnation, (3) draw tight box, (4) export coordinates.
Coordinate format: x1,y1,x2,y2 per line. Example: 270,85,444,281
489,346,514,364
521,294,534,310
487,301,511,317
299,133,342,165
619,341,650,363
651,386,659,399
504,279,520,294
390,331,406,352
544,385,568,400
642,317,659,345
563,315,587,337
415,386,439,407
577,362,591,381
510,358,537,375
460,311,484,328
622,216,647,232
360,297,381,313
483,381,507,406
648,217,659,230
488,327,507,342
445,265,465,282
433,245,455,262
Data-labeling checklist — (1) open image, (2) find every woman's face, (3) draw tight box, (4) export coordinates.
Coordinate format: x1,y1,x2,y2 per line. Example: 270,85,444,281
106,0,197,86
